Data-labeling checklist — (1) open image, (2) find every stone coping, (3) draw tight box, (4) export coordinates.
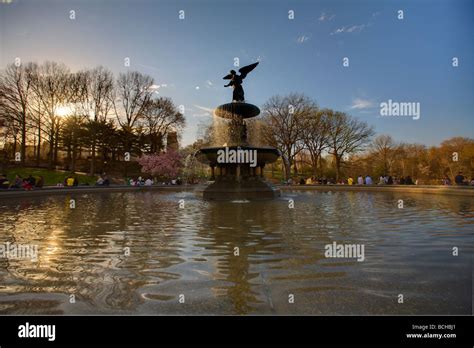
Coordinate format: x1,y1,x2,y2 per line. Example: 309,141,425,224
0,184,472,198
279,184,474,196
0,185,189,198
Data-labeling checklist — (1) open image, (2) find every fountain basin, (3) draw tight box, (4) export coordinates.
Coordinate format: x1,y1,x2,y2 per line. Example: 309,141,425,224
214,102,261,119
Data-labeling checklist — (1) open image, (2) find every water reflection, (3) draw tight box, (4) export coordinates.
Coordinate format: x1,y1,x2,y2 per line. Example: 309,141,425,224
0,190,472,314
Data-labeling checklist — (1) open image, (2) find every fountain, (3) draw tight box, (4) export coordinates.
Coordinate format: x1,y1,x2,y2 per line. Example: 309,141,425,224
196,63,281,200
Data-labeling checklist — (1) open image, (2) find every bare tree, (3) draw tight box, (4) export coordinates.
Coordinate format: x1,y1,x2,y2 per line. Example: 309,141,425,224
371,134,396,174
327,111,374,180
0,62,38,164
301,108,330,176
261,94,314,180
114,71,154,155
139,97,185,154
75,67,114,174
30,61,71,169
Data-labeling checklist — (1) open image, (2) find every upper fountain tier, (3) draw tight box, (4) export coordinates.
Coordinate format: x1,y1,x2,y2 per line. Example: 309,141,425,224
214,102,260,119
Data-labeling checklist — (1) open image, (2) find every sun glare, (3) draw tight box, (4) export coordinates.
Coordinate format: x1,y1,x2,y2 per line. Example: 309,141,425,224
55,105,73,117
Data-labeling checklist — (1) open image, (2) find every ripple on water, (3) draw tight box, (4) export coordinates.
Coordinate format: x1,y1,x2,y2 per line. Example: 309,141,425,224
0,190,472,314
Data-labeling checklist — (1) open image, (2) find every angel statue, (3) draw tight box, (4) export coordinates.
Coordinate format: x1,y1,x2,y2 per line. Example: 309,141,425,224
223,62,259,102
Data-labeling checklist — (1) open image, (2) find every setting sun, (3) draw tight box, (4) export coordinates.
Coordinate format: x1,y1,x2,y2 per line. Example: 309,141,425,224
55,105,73,117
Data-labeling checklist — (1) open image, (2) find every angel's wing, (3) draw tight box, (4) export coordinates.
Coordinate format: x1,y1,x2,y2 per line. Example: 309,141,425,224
239,62,259,79
223,74,233,80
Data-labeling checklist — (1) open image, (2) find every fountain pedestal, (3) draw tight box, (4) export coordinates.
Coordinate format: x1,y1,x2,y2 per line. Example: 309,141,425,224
197,102,281,200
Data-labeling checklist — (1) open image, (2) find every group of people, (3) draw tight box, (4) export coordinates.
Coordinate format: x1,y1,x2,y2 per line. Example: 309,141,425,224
444,172,474,186
351,174,415,185
289,172,474,186
129,176,154,186
95,174,110,186
289,174,417,186
0,174,44,190
128,176,183,186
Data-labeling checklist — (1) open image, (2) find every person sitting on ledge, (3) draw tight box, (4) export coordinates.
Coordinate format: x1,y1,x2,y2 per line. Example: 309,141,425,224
22,178,33,190
405,176,414,185
10,175,23,189
0,174,10,189
442,175,451,185
96,176,104,185
26,175,36,187
144,177,153,186
365,175,373,185
96,175,109,186
357,175,364,185
347,176,354,185
387,176,394,185
65,175,74,187
36,176,44,188
455,172,466,185
299,177,305,185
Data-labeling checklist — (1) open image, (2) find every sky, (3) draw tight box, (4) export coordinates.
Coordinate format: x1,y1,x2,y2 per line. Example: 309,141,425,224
1,0,473,146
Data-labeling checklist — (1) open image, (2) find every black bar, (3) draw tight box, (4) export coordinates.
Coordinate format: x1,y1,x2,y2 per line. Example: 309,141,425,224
0,315,472,346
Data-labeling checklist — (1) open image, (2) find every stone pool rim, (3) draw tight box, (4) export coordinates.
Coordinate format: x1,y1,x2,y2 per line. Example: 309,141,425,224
0,184,472,198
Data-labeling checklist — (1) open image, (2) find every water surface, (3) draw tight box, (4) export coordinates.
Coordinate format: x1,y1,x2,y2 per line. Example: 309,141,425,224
0,190,472,315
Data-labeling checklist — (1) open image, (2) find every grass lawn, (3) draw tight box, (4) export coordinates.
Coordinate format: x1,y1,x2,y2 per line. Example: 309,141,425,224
4,167,97,186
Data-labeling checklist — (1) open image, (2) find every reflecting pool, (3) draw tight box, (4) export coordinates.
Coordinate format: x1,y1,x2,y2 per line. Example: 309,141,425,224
0,190,472,314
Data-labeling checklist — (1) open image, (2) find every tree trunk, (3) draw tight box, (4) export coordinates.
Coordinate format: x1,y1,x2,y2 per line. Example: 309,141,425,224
21,117,26,165
65,142,72,171
312,154,318,177
335,154,341,181
71,145,77,173
53,130,59,167
36,122,41,166
48,132,54,170
90,139,96,176
12,135,17,160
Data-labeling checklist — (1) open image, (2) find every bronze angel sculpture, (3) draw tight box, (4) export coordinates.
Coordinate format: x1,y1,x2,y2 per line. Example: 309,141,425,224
223,62,259,102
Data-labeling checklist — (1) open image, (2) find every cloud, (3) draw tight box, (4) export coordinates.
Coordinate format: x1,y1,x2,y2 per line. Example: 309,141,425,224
147,84,167,94
331,24,367,35
351,98,374,110
296,35,310,44
318,12,335,21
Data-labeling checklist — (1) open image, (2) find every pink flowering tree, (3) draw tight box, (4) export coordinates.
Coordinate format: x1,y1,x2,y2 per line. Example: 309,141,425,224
138,150,183,179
